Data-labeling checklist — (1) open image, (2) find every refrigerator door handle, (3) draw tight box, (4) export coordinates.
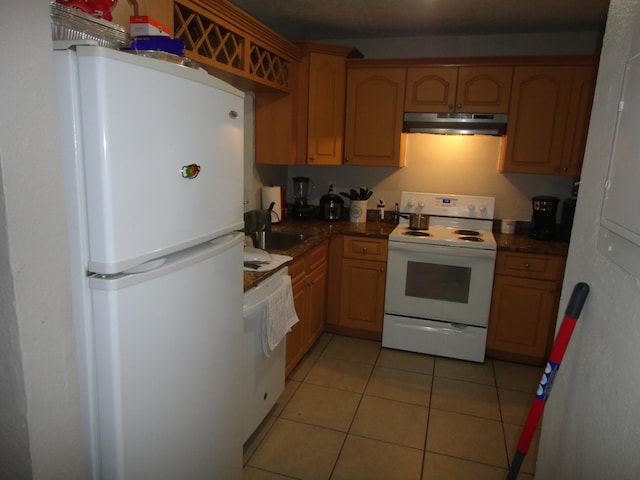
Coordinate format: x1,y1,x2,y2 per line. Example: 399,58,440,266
90,232,244,290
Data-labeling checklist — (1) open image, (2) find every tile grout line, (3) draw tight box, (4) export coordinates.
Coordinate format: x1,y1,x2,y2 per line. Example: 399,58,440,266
326,339,383,479
245,335,543,479
419,354,437,480
492,358,517,469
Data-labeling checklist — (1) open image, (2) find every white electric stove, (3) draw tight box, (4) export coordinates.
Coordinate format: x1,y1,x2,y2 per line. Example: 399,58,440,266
383,192,498,363
389,192,497,249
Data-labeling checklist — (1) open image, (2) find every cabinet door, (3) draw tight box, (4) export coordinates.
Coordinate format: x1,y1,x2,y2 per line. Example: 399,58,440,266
305,241,328,346
285,257,307,376
405,67,457,112
561,65,598,176
487,275,560,364
307,53,346,165
255,91,295,165
501,66,574,174
344,67,407,167
456,66,513,113
326,235,343,326
405,66,512,113
339,258,386,333
306,263,327,346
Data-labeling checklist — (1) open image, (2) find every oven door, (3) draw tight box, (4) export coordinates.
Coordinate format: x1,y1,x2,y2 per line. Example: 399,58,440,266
384,241,496,327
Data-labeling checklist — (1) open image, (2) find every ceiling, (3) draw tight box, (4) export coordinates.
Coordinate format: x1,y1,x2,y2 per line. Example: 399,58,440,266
227,0,610,41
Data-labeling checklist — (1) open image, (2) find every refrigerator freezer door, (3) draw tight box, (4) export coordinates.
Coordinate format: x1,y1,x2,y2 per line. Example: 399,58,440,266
89,232,243,480
72,46,244,274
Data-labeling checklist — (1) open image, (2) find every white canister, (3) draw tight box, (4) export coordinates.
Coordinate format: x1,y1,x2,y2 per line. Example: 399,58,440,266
501,218,516,234
350,200,368,224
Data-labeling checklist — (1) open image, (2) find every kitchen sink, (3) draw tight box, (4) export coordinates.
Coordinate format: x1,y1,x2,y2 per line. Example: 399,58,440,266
251,231,310,251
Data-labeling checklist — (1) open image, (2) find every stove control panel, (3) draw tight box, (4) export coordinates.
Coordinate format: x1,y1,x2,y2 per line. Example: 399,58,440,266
400,192,495,219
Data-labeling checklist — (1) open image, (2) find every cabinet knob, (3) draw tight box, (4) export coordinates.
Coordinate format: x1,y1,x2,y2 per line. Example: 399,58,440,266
456,104,462,110
362,247,368,253
309,155,315,161
380,267,385,273
523,263,531,268
344,157,350,163
448,104,454,110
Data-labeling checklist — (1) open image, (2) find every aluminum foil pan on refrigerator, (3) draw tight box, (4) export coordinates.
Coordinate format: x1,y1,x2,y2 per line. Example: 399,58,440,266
50,2,130,50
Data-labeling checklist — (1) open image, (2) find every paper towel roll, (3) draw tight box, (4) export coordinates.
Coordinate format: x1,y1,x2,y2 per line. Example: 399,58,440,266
261,186,282,223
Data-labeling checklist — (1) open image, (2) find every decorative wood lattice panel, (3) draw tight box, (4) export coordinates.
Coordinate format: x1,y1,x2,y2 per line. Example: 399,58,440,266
249,44,289,88
174,1,291,90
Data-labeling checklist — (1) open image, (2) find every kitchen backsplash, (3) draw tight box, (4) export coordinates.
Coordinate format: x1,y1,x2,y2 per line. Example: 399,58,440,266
251,134,575,222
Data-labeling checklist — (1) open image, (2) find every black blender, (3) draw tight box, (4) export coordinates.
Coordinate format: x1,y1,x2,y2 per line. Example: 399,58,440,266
292,176,313,220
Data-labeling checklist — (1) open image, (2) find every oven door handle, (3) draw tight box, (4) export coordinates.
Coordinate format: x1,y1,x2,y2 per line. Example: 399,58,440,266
388,241,497,259
396,320,473,334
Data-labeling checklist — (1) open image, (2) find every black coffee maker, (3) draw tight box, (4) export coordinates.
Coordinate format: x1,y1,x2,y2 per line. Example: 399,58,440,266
529,196,560,241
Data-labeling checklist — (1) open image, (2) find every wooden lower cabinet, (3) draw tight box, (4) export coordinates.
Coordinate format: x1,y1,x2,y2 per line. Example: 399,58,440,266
487,252,566,366
326,235,388,340
285,240,328,376
339,258,386,334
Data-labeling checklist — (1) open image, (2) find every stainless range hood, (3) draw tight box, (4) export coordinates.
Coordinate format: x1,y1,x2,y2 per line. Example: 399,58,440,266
403,112,508,136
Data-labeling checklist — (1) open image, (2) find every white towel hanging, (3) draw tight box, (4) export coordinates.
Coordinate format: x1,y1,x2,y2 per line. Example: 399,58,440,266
261,275,299,356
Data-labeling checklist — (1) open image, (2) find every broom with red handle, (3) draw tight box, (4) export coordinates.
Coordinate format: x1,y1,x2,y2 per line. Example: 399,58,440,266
506,282,590,480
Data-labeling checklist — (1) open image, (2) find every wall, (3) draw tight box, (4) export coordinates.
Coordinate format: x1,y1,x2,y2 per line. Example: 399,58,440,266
288,135,574,220
536,0,640,477
332,31,603,58
0,2,84,479
248,30,602,219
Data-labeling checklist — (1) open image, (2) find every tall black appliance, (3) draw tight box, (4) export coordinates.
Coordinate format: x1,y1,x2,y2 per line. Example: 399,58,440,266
559,180,580,242
529,196,560,240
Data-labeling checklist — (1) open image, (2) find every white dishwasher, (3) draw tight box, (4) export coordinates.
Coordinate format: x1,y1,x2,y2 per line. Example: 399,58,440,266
242,267,288,442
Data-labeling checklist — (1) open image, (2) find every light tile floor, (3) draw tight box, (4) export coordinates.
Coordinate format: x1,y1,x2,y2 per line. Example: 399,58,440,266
243,334,543,480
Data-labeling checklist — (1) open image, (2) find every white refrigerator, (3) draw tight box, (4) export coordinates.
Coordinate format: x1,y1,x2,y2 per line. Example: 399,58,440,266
54,44,245,480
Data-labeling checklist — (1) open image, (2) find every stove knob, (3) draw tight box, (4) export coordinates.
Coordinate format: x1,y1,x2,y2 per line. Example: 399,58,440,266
407,199,415,208
467,203,476,212
479,204,487,213
418,201,425,208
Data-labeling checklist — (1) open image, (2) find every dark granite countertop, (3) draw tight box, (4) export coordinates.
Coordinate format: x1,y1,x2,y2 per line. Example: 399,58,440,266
494,232,569,256
243,218,569,289
243,219,396,290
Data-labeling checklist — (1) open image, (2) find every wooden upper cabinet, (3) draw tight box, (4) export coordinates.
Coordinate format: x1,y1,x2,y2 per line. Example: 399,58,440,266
501,65,596,175
561,65,598,176
405,66,512,113
457,67,513,113
501,66,574,175
405,67,457,112
254,89,297,165
344,67,407,167
300,49,349,165
255,42,357,165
